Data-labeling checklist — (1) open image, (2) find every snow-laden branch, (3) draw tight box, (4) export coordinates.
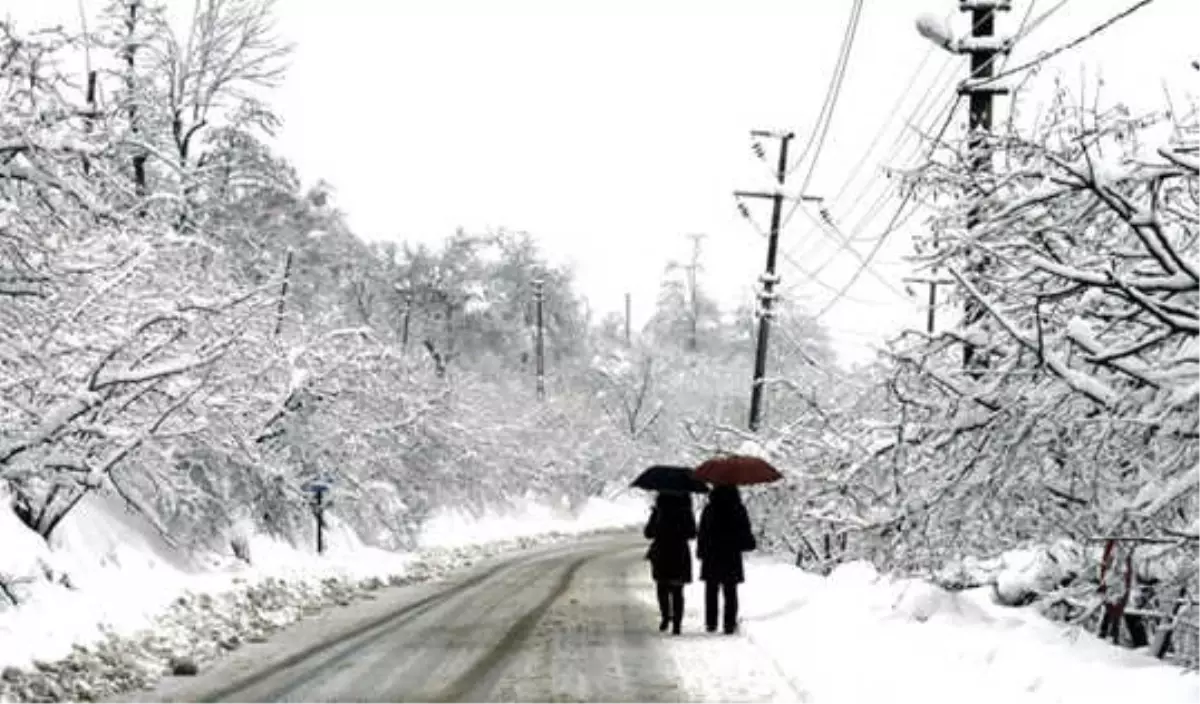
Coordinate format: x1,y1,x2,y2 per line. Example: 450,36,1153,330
0,392,102,469
1134,466,1200,518
91,341,235,389
1028,255,1198,293
947,266,1118,407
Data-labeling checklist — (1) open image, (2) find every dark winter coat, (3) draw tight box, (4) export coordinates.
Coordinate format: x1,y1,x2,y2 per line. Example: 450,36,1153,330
644,494,697,584
697,486,757,584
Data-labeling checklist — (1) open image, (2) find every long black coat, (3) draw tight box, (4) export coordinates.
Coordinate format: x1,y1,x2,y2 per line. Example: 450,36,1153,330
644,501,697,584
697,492,757,584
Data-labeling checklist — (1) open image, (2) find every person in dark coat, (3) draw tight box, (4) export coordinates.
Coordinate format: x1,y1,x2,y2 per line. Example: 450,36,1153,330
643,492,697,635
697,485,756,634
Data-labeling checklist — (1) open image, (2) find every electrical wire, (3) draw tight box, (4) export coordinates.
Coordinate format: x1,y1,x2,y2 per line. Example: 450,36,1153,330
787,63,961,262
770,43,964,303
807,94,963,323
736,195,896,307
783,6,1003,252
786,0,865,181
780,75,963,298
784,49,957,237
777,45,964,286
772,322,891,390
981,0,1155,85
784,0,1064,254
745,0,1082,333
785,0,1065,315
788,204,914,301
793,0,865,193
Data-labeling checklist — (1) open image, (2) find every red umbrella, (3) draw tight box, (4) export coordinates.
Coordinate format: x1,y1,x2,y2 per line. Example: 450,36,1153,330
694,455,782,486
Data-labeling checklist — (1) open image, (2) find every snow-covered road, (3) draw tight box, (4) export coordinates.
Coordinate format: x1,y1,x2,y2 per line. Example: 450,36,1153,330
126,531,1198,704
130,533,805,702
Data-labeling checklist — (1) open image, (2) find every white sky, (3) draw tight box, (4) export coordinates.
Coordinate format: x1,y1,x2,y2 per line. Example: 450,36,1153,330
9,0,1199,365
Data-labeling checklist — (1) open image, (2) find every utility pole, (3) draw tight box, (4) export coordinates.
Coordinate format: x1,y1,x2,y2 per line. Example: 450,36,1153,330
315,487,326,555
533,278,545,400
736,129,798,432
684,233,706,351
274,249,293,338
624,292,632,346
903,274,954,334
400,292,413,353
958,0,1009,373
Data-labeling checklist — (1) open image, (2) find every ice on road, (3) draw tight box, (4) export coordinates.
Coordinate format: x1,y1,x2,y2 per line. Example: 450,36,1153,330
132,534,799,702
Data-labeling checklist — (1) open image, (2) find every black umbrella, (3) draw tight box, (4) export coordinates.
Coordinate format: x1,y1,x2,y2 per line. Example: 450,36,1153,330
630,465,709,494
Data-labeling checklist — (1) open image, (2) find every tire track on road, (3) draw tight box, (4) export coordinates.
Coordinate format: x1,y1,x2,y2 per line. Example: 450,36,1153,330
432,550,598,702
198,539,616,702
377,554,568,702
489,544,690,702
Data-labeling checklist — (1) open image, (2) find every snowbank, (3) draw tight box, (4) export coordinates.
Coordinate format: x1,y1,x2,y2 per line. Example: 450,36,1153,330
936,539,1087,604
737,558,1199,703
0,490,644,701
0,492,415,675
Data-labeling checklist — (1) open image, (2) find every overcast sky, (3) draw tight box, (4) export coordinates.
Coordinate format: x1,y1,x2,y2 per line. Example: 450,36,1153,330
10,0,1198,365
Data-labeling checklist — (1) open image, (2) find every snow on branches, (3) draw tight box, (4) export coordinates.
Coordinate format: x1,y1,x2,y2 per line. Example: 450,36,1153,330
859,83,1200,658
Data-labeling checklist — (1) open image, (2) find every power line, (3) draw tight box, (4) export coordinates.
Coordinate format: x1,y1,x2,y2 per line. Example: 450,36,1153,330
782,0,1063,253
808,94,963,323
772,56,965,303
793,0,865,192
773,9,1006,306
748,1,1079,337
767,106,961,316
1017,0,1068,41
981,0,1156,85
771,322,889,391
779,40,961,256
783,84,963,295
786,0,865,181
830,82,960,238
786,46,955,235
738,197,896,307
791,0,1077,329
786,204,915,301
783,0,1058,311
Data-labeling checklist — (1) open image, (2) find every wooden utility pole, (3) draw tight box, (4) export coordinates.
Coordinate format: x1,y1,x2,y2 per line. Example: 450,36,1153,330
533,279,545,400
903,275,954,334
957,0,1010,372
401,292,413,352
274,249,293,337
684,233,706,351
315,487,326,555
82,70,97,175
736,130,793,432
624,292,632,345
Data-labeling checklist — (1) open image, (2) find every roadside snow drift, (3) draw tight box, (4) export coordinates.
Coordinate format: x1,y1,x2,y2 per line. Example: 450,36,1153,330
728,558,1199,703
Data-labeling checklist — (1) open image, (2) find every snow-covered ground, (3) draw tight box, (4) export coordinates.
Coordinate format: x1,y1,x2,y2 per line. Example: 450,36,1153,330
643,557,1199,703
0,489,647,701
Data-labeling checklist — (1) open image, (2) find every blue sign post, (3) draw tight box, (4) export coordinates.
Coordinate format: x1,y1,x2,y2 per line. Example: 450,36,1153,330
302,478,332,555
